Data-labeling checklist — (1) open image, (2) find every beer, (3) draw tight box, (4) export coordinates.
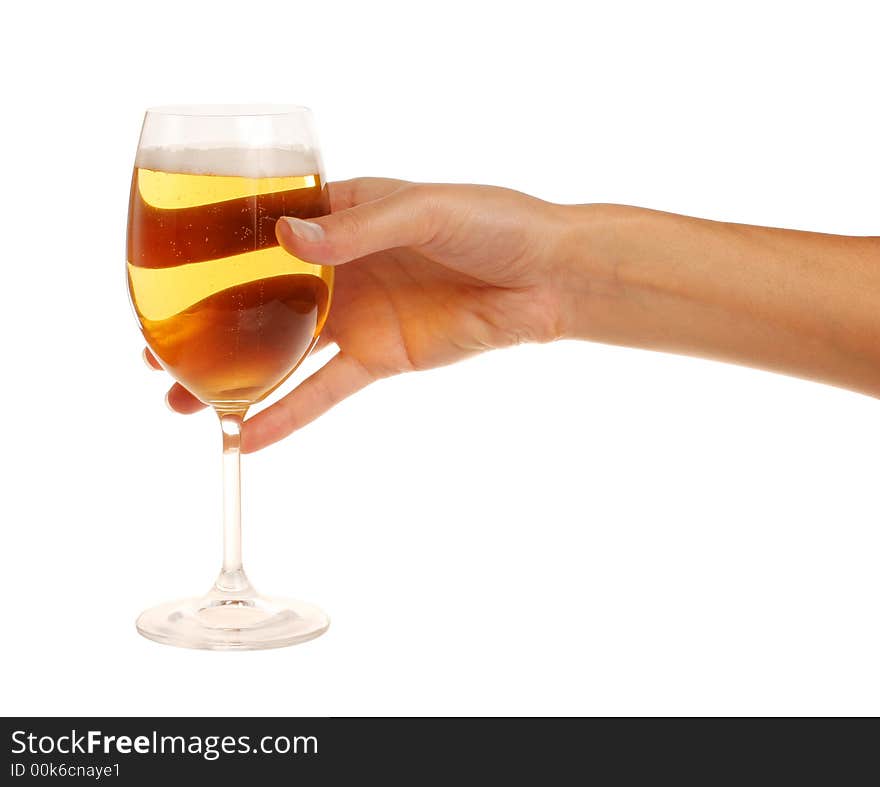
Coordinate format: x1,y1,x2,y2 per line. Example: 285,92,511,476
127,147,333,408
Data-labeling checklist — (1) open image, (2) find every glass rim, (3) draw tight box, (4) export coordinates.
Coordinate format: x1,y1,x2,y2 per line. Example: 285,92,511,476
145,104,313,118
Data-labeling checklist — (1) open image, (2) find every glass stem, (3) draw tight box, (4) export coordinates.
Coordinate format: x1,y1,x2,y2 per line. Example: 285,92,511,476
217,411,250,593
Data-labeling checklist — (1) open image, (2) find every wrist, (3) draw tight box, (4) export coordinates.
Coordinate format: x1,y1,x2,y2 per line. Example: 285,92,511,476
550,203,645,341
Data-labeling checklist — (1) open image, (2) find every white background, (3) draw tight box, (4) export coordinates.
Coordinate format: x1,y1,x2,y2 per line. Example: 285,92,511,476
2,0,878,716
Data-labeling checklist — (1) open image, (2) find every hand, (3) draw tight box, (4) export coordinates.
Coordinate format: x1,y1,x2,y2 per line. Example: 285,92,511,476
145,179,880,441
150,178,570,451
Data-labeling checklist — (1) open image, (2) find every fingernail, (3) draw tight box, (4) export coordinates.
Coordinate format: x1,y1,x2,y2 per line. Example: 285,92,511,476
142,348,156,370
281,216,325,243
164,390,176,414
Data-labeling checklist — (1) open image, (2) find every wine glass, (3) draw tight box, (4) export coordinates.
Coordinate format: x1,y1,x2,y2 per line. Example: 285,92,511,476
126,105,333,649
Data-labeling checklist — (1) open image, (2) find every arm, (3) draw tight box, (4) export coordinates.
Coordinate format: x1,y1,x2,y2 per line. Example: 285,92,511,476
149,180,880,448
557,205,880,398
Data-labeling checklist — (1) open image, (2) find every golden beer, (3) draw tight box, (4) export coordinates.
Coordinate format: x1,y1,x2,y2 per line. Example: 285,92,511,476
127,147,333,407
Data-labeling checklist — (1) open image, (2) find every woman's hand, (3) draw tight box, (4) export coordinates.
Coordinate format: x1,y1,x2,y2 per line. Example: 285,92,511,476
148,177,880,449
152,178,570,451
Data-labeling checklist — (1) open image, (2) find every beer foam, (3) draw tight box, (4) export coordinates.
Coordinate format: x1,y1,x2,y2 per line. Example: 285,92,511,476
136,145,320,178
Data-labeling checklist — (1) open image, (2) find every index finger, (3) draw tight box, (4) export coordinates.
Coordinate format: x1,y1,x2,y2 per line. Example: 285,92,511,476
328,178,409,211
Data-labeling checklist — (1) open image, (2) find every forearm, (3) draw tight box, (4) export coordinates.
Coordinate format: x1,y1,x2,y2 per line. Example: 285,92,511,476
554,204,880,398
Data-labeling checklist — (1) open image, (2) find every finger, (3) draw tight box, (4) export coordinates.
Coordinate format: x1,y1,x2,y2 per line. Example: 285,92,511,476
242,352,374,453
165,383,207,415
143,347,163,370
276,184,442,267
327,178,409,211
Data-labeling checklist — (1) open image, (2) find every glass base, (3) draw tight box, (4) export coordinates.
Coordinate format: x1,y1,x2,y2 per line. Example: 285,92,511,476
136,572,329,651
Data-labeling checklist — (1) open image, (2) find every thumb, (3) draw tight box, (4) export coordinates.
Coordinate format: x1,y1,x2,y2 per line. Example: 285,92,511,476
275,186,441,265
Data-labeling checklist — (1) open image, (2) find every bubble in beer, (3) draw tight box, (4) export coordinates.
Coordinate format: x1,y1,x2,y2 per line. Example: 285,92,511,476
127,147,333,406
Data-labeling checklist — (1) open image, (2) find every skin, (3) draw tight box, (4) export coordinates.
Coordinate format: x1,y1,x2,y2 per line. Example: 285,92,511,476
147,178,880,451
